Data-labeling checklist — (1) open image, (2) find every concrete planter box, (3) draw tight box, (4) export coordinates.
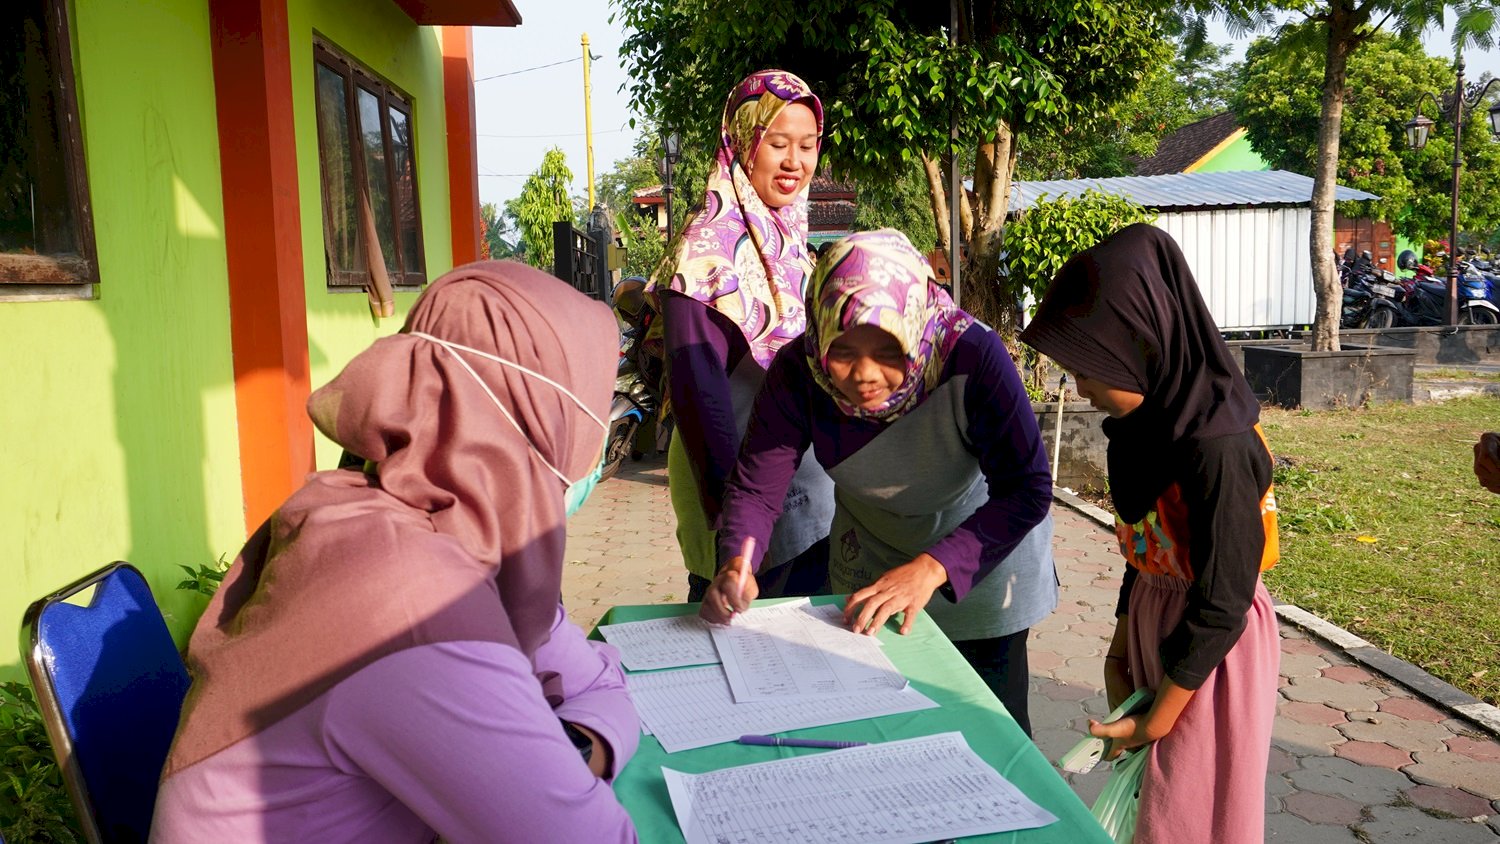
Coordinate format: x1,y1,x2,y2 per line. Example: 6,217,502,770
1241,343,1415,409
1032,400,1108,492
1294,326,1500,367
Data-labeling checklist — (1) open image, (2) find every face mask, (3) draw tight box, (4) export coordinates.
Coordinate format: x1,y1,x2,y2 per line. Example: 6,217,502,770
409,332,607,511
563,458,603,517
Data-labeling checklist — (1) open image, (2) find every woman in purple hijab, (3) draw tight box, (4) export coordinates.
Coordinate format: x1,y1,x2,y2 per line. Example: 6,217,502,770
649,69,835,606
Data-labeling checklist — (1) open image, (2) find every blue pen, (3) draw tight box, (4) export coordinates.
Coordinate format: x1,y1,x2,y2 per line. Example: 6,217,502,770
738,734,867,749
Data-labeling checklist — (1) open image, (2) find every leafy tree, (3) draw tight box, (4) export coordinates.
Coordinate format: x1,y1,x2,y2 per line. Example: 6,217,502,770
595,128,714,279
1234,26,1500,245
1219,1,1500,350
852,160,939,253
1019,39,1240,180
505,147,578,270
615,0,1172,335
479,202,518,260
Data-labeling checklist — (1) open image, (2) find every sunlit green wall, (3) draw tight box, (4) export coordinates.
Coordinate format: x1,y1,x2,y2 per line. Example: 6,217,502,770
0,0,244,677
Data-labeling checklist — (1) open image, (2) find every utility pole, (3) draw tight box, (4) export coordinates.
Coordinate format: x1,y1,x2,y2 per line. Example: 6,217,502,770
582,33,596,210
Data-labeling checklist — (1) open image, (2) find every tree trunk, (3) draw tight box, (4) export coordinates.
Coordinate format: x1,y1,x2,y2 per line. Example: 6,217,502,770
964,121,1018,339
920,152,951,256
1309,5,1359,352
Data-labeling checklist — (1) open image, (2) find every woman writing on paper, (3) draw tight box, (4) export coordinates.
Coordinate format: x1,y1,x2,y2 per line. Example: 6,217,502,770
153,263,639,843
651,69,834,604
704,230,1057,735
1020,224,1280,843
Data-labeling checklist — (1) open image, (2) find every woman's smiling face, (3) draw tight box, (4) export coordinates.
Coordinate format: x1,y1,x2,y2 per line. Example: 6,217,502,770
745,102,818,209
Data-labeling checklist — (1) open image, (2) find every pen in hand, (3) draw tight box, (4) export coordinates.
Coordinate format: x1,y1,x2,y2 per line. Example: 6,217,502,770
738,734,866,749
728,536,755,617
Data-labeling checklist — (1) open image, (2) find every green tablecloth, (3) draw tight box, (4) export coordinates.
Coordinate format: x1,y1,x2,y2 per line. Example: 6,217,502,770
594,597,1111,843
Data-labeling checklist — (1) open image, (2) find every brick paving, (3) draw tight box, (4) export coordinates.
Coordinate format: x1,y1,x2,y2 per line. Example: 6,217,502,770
566,453,1500,840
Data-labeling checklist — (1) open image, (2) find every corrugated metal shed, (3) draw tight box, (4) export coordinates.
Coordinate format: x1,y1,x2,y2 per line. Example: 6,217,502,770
1010,169,1378,212
1008,170,1380,331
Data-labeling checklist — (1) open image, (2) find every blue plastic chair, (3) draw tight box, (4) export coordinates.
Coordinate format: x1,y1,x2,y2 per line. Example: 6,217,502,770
20,562,191,844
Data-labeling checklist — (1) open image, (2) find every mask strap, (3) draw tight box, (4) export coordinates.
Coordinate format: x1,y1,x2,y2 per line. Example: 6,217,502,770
408,331,578,485
409,332,607,431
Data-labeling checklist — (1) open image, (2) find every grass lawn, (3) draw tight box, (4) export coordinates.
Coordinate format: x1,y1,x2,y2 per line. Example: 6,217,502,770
1260,397,1500,706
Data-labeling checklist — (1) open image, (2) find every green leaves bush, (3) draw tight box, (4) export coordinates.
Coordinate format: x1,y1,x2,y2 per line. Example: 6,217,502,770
1,682,81,843
1000,189,1156,311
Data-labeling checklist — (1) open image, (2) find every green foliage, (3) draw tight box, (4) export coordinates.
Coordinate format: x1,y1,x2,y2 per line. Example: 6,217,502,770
594,128,712,279
1000,190,1157,308
852,159,939,251
505,148,578,270
1233,24,1500,243
479,202,517,260
614,0,1174,330
0,682,81,843
1019,38,1239,180
176,554,231,597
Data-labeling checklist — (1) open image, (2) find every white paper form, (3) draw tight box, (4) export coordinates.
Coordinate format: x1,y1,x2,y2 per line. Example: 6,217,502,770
598,614,718,671
626,665,938,753
662,731,1058,844
710,600,907,702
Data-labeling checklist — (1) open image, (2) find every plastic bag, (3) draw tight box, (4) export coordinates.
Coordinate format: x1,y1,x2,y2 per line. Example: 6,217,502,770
1091,742,1150,843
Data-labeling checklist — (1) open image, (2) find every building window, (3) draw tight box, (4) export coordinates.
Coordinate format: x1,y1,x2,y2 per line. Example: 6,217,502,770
0,0,99,296
313,40,424,291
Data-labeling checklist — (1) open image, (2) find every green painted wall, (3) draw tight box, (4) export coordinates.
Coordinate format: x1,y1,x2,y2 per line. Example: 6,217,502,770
287,0,454,470
0,0,246,677
1191,132,1269,173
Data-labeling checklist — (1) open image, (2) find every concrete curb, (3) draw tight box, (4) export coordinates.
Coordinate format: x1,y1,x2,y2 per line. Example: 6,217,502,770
1051,485,1500,740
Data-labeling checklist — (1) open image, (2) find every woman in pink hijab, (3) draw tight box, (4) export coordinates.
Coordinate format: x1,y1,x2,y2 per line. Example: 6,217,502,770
151,262,639,843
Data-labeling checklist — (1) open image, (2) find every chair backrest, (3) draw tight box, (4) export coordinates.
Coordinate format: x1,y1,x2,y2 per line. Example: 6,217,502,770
20,562,191,844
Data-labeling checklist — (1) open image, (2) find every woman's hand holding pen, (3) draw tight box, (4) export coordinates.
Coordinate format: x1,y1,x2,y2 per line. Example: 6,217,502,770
843,553,948,636
700,538,759,624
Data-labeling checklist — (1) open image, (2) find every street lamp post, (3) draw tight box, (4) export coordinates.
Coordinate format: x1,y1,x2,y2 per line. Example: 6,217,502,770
1402,54,1500,324
659,131,682,242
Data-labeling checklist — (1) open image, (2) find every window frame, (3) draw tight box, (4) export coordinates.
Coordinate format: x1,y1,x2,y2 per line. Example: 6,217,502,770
0,0,100,298
311,39,425,293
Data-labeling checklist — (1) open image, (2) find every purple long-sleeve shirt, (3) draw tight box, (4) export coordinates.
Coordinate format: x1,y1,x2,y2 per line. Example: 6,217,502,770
150,606,640,844
661,291,751,523
717,324,1053,601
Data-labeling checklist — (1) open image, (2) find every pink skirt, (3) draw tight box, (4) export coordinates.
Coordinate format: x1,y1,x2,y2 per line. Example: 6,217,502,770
1126,571,1280,844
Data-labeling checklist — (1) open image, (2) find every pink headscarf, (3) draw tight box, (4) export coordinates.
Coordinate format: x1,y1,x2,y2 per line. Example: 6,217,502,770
650,69,823,367
165,261,616,774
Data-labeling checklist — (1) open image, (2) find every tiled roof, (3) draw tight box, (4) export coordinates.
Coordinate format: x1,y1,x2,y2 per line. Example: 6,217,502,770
809,199,857,231
1133,112,1241,176
1010,169,1379,212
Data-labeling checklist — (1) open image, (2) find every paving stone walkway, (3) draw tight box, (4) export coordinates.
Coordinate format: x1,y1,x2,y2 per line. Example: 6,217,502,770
566,453,1500,841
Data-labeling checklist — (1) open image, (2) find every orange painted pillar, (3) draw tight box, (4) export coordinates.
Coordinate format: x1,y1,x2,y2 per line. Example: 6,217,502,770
443,26,481,267
209,0,314,533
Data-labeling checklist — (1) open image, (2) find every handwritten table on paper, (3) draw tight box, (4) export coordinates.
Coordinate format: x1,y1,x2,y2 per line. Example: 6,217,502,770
626,665,938,753
662,732,1058,844
710,600,907,702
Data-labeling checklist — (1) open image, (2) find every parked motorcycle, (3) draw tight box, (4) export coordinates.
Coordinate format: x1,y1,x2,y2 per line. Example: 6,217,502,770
1339,251,1401,329
602,278,667,481
1390,250,1500,326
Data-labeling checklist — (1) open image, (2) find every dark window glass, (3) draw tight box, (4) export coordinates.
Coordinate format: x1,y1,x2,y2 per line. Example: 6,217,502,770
0,0,97,287
312,41,423,290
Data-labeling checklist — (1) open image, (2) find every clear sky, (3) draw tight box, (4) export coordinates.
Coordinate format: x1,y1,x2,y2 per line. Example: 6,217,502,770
472,6,1500,210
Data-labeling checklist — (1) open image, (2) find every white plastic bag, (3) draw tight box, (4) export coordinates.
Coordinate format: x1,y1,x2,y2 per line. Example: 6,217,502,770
1091,742,1150,843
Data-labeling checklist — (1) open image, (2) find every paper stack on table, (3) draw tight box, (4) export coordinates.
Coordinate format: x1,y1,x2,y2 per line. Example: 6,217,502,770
662,732,1058,844
607,600,926,752
626,664,937,753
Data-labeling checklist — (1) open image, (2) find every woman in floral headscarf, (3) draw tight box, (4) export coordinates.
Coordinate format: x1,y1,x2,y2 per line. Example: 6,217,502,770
705,229,1057,735
652,70,834,603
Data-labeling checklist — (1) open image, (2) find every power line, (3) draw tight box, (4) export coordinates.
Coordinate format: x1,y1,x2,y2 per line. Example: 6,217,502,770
475,53,600,82
479,126,629,139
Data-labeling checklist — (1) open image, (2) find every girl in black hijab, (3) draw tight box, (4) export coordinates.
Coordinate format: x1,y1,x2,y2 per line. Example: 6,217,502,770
1021,224,1280,844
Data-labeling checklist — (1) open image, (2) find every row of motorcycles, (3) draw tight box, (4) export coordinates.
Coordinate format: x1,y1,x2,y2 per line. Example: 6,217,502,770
1341,249,1500,329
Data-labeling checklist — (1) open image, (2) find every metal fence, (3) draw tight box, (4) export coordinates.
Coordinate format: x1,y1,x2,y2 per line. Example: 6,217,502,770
553,220,609,301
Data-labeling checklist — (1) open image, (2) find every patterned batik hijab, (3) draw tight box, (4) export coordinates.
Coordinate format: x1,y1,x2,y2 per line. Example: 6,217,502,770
805,229,974,421
648,69,823,367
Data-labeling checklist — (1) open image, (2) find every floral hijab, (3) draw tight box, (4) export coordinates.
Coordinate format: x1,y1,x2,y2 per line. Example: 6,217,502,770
649,69,823,367
805,229,974,421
